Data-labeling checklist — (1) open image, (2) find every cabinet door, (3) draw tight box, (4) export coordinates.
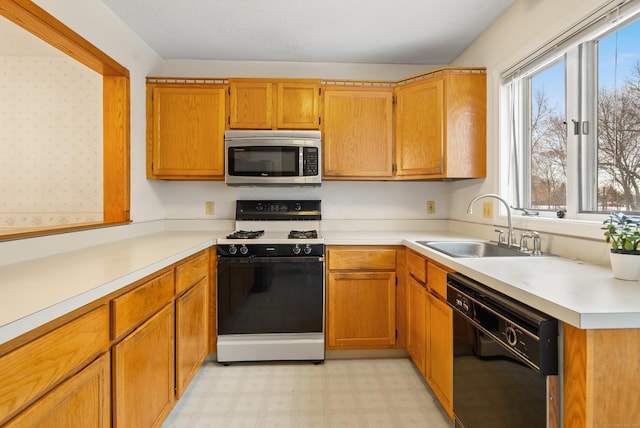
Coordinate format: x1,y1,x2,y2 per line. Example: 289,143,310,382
113,304,175,428
395,79,444,177
428,293,453,420
327,271,396,349
277,82,320,129
229,80,273,129
4,353,110,428
407,276,427,376
176,277,209,399
149,85,226,179
442,72,487,178
322,86,394,178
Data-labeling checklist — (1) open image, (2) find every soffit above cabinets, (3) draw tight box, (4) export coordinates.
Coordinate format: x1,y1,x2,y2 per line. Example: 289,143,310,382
99,0,515,64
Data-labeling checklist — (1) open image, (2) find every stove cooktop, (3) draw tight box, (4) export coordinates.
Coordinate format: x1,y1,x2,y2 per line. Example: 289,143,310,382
219,200,323,244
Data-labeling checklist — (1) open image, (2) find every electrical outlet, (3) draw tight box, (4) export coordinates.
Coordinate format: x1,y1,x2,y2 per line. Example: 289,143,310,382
205,201,215,215
482,201,493,218
426,200,436,214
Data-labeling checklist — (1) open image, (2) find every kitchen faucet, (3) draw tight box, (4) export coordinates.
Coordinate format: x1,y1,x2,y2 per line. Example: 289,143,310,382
466,194,516,247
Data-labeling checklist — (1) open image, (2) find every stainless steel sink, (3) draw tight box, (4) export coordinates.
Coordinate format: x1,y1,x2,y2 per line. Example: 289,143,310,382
417,241,533,258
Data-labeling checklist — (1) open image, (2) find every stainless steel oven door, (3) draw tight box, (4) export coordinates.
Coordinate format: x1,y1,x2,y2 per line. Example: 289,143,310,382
216,256,325,362
452,309,557,428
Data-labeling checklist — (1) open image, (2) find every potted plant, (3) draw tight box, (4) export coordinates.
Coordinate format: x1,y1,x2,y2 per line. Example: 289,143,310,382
603,213,640,280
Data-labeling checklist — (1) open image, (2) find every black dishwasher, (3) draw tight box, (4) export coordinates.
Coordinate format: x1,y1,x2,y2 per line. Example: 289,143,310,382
447,272,559,428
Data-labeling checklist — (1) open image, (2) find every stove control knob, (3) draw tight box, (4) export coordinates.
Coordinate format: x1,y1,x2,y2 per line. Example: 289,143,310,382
239,245,249,255
292,244,302,255
228,245,238,255
303,244,313,255
294,202,302,211
505,325,518,347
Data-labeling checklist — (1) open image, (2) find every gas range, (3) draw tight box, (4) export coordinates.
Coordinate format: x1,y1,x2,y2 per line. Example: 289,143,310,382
217,200,324,256
216,199,326,363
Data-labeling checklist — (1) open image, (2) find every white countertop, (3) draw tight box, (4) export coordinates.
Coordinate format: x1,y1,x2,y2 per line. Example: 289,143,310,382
323,230,640,330
0,231,216,345
2,227,639,347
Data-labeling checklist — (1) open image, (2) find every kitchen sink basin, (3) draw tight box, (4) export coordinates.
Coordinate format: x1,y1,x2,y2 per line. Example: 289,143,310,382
417,241,533,258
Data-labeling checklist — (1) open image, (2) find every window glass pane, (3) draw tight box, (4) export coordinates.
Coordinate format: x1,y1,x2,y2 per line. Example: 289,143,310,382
596,19,640,213
529,61,567,210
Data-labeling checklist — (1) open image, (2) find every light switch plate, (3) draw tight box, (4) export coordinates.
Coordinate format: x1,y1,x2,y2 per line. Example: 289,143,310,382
482,201,493,218
426,201,436,214
205,201,215,215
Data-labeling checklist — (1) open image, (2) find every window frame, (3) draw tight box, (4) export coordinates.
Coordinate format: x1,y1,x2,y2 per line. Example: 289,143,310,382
501,1,640,223
0,0,130,240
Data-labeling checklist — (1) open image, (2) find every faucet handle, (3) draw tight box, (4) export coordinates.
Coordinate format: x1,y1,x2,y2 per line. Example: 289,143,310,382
494,228,506,245
531,231,542,256
519,232,533,253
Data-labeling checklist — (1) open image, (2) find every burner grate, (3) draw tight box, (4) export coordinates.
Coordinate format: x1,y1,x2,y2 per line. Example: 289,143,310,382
226,230,265,239
288,230,318,239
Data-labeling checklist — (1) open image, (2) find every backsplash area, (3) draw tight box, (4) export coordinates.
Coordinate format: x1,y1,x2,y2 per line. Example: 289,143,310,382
0,56,103,228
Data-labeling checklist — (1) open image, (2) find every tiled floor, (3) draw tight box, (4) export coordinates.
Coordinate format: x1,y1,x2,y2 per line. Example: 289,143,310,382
163,358,452,428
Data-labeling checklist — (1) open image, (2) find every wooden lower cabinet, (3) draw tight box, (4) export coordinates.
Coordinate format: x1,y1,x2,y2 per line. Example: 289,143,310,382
427,293,453,419
5,352,110,428
425,261,454,420
326,246,397,349
113,303,175,428
564,324,640,427
176,277,209,399
405,252,453,420
327,271,396,349
407,276,427,376
0,305,109,425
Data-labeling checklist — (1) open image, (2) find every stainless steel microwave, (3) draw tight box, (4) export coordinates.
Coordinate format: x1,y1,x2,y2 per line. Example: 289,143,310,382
224,130,322,186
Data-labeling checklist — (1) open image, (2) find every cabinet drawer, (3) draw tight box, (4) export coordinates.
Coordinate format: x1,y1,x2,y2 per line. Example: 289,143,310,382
427,261,450,298
0,305,109,425
4,352,111,428
175,251,209,295
327,247,396,270
406,249,427,284
111,271,174,340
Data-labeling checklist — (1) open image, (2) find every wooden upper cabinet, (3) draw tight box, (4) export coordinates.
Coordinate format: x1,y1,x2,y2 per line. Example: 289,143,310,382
146,83,227,180
322,86,394,179
395,70,486,179
395,78,444,177
229,80,273,129
277,82,321,129
229,79,320,129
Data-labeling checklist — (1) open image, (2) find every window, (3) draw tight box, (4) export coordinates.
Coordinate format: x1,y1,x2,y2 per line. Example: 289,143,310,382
595,22,640,212
504,2,640,218
529,60,567,211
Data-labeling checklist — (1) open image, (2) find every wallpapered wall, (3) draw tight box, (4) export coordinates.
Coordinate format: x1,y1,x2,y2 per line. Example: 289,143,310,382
0,56,103,228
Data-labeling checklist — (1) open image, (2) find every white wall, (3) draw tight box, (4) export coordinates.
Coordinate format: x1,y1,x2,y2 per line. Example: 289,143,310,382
163,180,451,220
162,59,442,81
450,0,612,221
447,0,614,263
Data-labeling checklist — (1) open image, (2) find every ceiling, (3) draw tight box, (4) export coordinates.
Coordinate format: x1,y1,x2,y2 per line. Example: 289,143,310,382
99,0,515,64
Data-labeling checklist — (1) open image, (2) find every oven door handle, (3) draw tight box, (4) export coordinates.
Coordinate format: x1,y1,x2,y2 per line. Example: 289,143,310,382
218,256,324,264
